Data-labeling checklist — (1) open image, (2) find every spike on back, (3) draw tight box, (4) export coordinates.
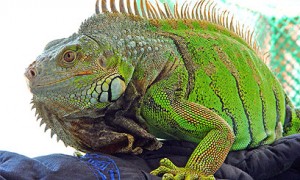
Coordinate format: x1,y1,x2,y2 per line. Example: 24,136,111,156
95,0,263,57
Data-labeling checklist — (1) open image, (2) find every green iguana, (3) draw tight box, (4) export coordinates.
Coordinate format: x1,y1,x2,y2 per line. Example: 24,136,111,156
25,0,300,179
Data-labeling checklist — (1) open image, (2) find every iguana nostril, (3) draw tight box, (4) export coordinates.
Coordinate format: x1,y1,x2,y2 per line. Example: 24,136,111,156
30,69,36,77
25,67,37,80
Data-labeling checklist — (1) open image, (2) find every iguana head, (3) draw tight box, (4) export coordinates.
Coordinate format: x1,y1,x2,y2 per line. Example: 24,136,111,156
26,34,128,119
25,29,137,152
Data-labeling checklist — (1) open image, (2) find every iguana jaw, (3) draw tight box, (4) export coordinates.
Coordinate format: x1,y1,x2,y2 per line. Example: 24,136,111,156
25,32,128,111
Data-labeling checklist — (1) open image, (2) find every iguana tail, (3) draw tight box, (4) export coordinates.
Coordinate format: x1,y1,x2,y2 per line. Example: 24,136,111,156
284,108,300,136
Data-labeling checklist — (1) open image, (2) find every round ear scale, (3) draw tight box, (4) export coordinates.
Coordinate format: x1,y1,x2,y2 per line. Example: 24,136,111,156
109,76,126,101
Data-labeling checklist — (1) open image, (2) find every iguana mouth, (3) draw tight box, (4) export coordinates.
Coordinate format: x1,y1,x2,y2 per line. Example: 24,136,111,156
28,71,125,103
30,72,126,107
27,70,94,88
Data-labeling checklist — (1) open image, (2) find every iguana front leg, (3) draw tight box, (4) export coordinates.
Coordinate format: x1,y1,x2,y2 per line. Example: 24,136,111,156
141,74,235,179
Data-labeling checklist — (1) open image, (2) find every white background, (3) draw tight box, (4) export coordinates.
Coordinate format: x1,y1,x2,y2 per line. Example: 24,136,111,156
0,0,95,157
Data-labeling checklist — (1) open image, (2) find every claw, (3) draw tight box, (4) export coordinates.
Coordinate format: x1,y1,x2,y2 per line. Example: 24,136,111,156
162,173,175,180
151,165,172,176
151,158,215,180
160,158,178,169
151,158,175,176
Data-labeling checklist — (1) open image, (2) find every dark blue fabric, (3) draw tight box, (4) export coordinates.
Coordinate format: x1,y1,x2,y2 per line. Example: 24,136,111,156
80,154,120,180
0,151,96,180
223,134,300,180
1,134,300,179
0,151,158,180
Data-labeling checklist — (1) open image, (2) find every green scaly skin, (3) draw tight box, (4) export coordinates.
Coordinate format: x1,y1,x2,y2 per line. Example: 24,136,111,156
25,2,300,179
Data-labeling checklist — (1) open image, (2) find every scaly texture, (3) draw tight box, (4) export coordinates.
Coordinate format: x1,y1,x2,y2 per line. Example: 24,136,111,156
25,0,300,179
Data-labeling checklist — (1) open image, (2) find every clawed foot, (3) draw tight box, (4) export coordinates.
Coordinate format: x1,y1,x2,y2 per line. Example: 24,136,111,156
151,158,215,180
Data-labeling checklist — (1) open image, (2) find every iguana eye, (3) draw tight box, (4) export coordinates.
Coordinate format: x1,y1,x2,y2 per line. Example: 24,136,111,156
63,50,76,62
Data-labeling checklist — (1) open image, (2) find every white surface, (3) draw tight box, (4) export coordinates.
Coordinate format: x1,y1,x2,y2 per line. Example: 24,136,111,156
0,0,95,157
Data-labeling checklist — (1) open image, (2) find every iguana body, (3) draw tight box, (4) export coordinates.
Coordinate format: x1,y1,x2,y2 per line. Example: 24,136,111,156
25,0,300,179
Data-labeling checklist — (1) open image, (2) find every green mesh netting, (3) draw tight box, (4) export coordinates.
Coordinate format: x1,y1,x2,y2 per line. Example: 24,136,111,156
256,16,300,108
218,0,300,108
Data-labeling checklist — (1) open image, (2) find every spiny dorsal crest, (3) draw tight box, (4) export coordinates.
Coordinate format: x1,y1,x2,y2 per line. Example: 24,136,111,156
95,0,263,55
